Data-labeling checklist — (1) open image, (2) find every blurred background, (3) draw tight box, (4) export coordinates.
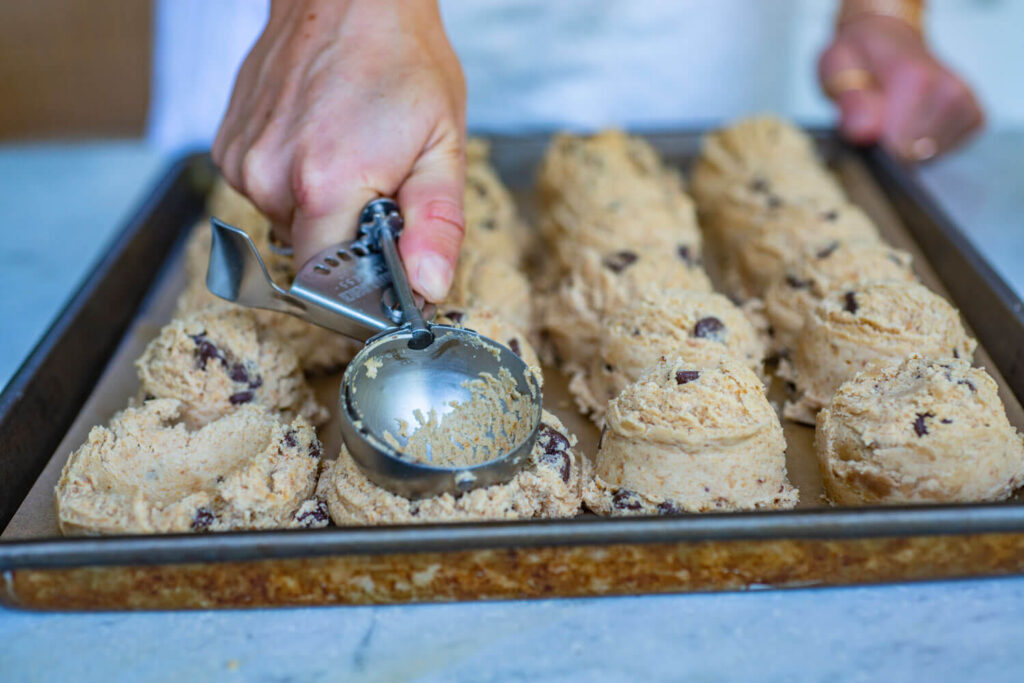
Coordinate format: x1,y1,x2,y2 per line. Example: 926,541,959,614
1,0,1022,389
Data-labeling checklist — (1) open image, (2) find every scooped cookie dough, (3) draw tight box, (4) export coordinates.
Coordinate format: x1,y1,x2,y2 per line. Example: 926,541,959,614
55,399,328,535
764,241,915,354
462,142,531,264
573,289,765,421
317,410,589,524
137,306,327,428
539,245,712,370
784,280,976,423
721,202,881,300
437,307,542,377
816,356,1024,505
447,251,534,335
538,130,702,270
584,356,797,515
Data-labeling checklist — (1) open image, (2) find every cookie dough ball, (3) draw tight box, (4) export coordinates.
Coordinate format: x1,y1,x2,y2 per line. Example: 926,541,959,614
462,147,531,264
817,356,1024,505
584,356,797,515
317,410,588,524
722,203,881,299
56,400,328,535
447,251,533,335
574,289,765,421
540,246,712,370
538,130,702,268
785,280,976,423
436,306,542,375
765,241,915,354
137,306,327,428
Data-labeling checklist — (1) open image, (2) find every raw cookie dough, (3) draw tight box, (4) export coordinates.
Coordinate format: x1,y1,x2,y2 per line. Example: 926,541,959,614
55,399,328,535
584,356,797,515
573,289,765,422
816,356,1024,505
446,251,534,335
784,280,977,423
462,140,531,264
721,202,881,300
137,306,327,428
538,130,702,270
437,307,543,377
764,241,915,354
317,410,589,524
539,245,712,370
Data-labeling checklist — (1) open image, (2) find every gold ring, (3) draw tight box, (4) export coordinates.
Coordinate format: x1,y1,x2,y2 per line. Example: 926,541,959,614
909,136,938,162
823,68,877,99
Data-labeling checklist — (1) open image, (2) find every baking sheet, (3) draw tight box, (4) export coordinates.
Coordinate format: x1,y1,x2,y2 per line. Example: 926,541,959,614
5,133,1024,541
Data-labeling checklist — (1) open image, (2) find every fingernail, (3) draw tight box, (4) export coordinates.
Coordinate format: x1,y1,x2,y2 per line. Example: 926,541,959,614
414,253,453,303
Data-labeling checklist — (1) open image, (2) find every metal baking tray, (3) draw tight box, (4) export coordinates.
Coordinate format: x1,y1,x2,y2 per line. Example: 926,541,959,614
3,131,1024,612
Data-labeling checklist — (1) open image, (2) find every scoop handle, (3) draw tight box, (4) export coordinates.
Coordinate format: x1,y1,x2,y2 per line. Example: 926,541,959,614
359,199,435,350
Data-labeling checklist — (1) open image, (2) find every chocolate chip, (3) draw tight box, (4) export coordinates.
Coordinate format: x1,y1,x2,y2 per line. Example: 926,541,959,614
657,501,681,516
958,379,976,393
632,328,641,337
766,195,783,209
785,275,811,289
677,245,694,266
749,177,769,193
480,218,496,231
843,291,859,314
602,250,639,273
507,338,522,357
192,508,215,531
538,424,571,483
693,316,725,341
228,390,254,405
604,363,614,373
612,490,642,511
296,500,330,527
228,362,250,384
821,210,839,222
914,412,934,437
308,441,322,459
190,334,225,370
675,370,700,385
816,242,840,259
445,310,464,324
284,430,298,448
952,348,960,359
941,418,953,424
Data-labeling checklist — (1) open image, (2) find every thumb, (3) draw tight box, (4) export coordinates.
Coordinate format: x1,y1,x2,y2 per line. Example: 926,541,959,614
397,138,466,303
819,41,885,144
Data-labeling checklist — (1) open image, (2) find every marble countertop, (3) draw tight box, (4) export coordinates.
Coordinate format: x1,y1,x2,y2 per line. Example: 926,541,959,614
2,132,1023,682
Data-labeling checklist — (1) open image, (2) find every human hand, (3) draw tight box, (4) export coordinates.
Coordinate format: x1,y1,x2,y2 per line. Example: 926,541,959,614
213,0,466,302
819,14,983,162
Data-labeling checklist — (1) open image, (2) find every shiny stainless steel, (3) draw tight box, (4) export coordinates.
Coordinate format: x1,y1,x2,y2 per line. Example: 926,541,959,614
358,199,434,350
207,217,399,341
339,325,543,499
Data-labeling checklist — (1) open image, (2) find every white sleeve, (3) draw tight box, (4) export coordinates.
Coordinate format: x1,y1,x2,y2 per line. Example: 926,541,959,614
147,0,270,153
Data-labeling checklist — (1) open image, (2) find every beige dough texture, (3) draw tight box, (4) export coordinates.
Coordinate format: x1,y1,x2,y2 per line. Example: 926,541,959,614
446,250,534,336
537,130,702,270
137,306,327,428
784,280,977,423
764,241,915,354
462,140,532,264
317,410,589,524
55,399,328,535
584,356,797,515
816,356,1024,505
572,289,765,422
539,245,712,371
720,202,881,300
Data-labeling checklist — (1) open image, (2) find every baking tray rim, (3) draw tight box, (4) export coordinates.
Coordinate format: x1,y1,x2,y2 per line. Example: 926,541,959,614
4,132,1024,575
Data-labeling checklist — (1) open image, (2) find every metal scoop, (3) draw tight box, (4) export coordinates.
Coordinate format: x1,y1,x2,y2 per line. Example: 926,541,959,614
206,198,542,499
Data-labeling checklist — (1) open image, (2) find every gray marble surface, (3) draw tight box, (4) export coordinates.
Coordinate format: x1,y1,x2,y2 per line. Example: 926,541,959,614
2,132,1023,682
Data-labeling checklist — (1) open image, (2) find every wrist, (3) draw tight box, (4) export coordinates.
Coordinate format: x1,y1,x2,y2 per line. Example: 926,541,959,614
838,0,924,36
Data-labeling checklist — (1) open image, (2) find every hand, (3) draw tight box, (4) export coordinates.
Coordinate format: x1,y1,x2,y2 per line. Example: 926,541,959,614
819,15,983,161
213,0,467,302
